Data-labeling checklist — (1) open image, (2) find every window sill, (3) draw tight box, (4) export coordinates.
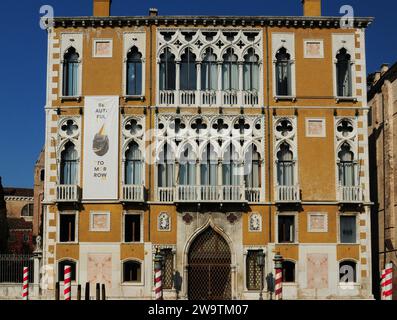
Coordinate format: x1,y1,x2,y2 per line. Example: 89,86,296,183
276,242,298,245
121,282,144,286
337,242,359,245
121,241,144,245
123,95,145,102
274,96,297,102
335,97,358,103
57,241,79,245
60,96,82,102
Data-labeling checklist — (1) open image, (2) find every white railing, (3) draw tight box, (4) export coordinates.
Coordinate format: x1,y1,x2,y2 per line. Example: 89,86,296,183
180,90,196,105
159,90,175,105
246,188,261,203
163,185,246,202
242,91,259,105
122,185,144,202
222,185,244,202
276,185,301,203
200,90,217,105
56,185,80,202
157,187,174,202
159,90,259,106
338,186,364,203
222,90,238,105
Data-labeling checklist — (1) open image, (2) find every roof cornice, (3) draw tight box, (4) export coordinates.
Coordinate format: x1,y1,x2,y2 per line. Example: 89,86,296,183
47,16,373,29
368,61,397,100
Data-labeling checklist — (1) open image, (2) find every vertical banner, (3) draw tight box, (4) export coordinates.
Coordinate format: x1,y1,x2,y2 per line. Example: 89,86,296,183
83,96,119,200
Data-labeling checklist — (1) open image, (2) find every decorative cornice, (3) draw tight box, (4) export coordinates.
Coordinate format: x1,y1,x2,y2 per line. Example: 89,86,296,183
47,16,373,30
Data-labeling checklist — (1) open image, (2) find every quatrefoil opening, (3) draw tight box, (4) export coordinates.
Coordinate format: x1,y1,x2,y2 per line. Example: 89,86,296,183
212,119,229,133
191,118,207,134
61,119,78,136
234,118,250,134
125,118,143,136
276,119,293,137
337,119,354,138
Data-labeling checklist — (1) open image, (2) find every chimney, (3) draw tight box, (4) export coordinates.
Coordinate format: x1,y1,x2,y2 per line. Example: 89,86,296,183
149,8,158,17
301,0,322,16
93,0,111,17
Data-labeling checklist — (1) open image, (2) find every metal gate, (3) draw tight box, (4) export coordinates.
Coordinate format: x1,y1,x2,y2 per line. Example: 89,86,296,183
188,227,231,300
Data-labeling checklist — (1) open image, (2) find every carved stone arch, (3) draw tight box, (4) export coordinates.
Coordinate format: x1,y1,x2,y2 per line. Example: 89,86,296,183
242,140,264,160
221,139,241,161
242,46,260,61
274,45,292,62
126,45,143,58
176,140,198,162
199,44,219,62
63,45,80,58
156,140,177,162
275,140,296,160
57,139,79,159
183,218,236,268
220,45,239,62
198,139,221,161
177,44,198,61
336,140,357,159
157,45,177,60
122,138,144,161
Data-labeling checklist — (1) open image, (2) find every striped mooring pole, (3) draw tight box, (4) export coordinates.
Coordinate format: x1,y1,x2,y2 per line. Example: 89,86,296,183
274,253,284,300
382,263,393,300
64,265,72,300
154,249,164,300
22,267,29,300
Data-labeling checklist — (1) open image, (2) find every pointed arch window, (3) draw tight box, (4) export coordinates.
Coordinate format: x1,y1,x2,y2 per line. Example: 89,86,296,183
124,141,142,185
179,144,196,186
222,48,239,91
338,143,356,187
62,47,80,97
336,48,352,97
201,48,218,91
201,144,218,186
243,49,260,91
159,48,176,90
276,143,294,186
275,47,291,96
223,144,240,186
60,142,78,185
158,143,174,187
180,48,197,91
244,144,261,189
126,47,142,96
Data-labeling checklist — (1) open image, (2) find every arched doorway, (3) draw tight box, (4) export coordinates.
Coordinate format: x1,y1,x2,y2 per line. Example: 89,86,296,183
188,227,232,300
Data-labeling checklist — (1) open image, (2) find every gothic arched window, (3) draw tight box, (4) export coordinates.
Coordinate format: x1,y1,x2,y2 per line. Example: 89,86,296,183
243,49,260,91
222,144,240,186
222,48,239,91
124,141,142,185
201,48,218,91
159,48,176,90
336,48,352,97
158,143,174,187
244,144,261,189
180,48,197,91
60,142,78,185
62,47,80,97
275,47,291,96
179,144,196,186
276,143,294,186
201,143,218,186
126,47,142,96
338,143,355,186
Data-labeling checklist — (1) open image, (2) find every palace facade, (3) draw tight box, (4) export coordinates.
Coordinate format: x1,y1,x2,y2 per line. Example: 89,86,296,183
41,0,374,299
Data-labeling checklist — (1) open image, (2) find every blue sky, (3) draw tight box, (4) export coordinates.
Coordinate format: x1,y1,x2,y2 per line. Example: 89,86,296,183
0,0,395,188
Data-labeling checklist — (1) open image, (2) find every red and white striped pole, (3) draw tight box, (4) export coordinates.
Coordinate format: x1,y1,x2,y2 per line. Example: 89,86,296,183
64,265,72,300
274,253,283,300
22,267,29,300
154,249,163,300
383,263,393,300
380,269,386,300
